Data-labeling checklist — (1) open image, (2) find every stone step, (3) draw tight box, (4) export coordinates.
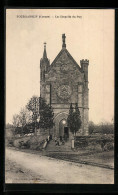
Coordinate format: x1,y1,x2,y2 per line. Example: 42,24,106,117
46,140,72,152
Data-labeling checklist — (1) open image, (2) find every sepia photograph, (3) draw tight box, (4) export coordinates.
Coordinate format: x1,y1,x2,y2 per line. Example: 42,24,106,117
5,9,114,184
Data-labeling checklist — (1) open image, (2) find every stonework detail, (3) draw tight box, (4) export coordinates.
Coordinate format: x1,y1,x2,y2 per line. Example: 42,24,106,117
40,35,89,136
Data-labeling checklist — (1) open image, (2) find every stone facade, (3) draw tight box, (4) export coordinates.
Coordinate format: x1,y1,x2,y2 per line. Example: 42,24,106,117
40,35,89,137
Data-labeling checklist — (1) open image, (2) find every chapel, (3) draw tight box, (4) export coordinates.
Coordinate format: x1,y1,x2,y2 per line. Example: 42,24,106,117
40,34,89,138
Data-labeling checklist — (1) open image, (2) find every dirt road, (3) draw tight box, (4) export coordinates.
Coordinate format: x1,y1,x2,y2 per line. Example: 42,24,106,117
5,148,114,184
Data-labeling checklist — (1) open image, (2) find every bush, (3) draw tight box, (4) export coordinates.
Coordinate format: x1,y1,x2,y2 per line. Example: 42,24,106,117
13,133,48,150
74,137,88,148
8,140,14,147
19,140,30,149
101,142,114,151
80,135,114,152
89,121,95,134
93,123,114,134
87,143,102,152
14,127,22,135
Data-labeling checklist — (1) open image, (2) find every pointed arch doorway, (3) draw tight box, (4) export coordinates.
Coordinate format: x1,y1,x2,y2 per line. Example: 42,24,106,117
59,119,69,140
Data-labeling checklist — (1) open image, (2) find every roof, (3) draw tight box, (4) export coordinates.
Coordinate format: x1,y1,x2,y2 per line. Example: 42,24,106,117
50,48,82,73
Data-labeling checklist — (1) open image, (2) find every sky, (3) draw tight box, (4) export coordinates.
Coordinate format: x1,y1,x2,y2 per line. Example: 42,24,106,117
6,9,114,124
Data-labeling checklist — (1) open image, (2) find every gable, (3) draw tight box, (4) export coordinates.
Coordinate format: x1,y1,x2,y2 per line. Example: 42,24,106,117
45,49,83,83
50,49,82,73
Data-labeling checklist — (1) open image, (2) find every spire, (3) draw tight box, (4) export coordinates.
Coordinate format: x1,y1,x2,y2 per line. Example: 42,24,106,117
62,34,66,49
43,42,47,58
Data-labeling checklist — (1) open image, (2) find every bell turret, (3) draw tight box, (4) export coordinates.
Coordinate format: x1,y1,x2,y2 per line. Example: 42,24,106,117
43,42,47,58
40,42,50,81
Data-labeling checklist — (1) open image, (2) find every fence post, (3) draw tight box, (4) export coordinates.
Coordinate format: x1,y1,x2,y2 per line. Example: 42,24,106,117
72,139,74,149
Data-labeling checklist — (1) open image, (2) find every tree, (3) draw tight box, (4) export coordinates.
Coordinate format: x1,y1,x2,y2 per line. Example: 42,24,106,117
39,97,54,135
12,114,20,135
74,103,81,137
26,96,40,134
67,103,74,133
12,114,20,128
89,121,95,134
6,123,13,129
6,123,14,138
19,108,32,134
12,107,32,135
67,103,81,138
27,96,54,135
26,96,39,113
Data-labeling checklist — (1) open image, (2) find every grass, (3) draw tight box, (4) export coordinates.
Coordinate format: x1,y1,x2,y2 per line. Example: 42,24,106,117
45,149,114,169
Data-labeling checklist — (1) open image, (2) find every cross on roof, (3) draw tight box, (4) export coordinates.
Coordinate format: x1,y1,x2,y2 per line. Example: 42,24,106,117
62,34,66,48
44,42,46,47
